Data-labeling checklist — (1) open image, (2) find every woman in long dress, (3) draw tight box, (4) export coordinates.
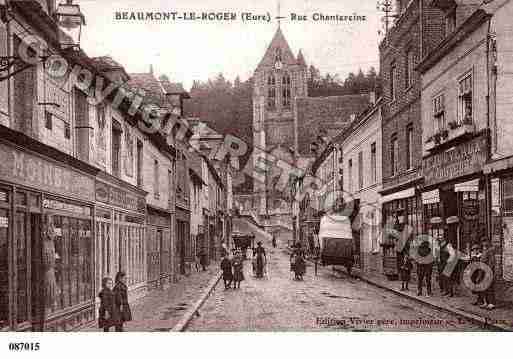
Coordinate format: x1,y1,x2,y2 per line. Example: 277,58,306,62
255,242,266,278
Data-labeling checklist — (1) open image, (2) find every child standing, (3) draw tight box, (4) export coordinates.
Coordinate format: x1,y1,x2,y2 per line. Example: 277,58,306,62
400,255,413,291
98,277,115,332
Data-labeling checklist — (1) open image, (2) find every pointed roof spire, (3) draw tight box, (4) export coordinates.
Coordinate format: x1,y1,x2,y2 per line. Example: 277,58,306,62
297,49,306,67
255,27,296,71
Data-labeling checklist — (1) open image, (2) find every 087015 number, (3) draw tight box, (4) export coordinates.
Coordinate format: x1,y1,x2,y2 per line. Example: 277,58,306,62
8,342,40,351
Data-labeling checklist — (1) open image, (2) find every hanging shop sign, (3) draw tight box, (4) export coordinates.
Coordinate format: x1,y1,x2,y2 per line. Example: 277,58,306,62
422,135,487,187
0,143,95,202
95,181,145,214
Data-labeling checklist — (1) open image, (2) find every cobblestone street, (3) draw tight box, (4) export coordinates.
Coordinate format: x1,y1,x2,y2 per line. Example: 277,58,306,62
188,237,484,331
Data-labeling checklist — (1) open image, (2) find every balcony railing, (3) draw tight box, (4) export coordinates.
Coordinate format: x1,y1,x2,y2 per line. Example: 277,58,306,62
425,121,475,151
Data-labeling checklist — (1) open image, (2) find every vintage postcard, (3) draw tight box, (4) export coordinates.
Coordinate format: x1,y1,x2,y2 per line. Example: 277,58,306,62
0,1,512,348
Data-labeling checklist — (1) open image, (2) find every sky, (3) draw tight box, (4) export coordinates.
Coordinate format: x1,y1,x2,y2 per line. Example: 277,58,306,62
77,0,382,90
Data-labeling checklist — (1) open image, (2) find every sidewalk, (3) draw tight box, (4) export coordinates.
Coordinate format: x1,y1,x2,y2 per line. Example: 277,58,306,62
79,263,219,332
334,266,513,331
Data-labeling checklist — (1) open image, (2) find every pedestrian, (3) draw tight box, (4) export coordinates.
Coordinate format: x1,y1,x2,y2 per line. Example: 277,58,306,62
194,253,201,272
399,255,413,291
416,241,433,297
200,249,208,271
294,251,306,281
438,237,456,297
98,277,115,332
113,271,132,332
232,250,245,289
220,254,233,290
221,241,229,258
480,241,496,310
272,233,277,248
254,241,267,278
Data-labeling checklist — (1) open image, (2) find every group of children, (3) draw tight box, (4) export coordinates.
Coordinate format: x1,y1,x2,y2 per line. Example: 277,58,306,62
220,249,245,290
97,271,133,331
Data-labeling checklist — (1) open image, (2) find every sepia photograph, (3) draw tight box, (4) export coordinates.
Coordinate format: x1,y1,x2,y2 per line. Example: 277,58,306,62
0,1,512,352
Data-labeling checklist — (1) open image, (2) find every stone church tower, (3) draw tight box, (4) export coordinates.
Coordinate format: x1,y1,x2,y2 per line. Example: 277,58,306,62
252,26,308,218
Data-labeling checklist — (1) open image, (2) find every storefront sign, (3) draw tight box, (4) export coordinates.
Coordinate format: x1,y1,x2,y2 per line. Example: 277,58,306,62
0,143,95,202
95,181,145,213
422,135,487,187
502,217,513,281
43,199,91,217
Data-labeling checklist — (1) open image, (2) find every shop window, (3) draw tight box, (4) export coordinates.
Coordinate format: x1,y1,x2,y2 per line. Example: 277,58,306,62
458,73,473,125
503,178,513,215
433,94,445,132
15,212,29,324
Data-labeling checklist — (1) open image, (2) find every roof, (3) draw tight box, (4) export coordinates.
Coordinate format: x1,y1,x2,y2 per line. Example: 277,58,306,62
91,56,129,81
160,79,190,98
296,94,371,156
256,27,297,71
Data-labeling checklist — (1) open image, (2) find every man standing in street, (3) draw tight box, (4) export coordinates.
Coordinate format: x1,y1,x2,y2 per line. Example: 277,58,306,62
416,240,433,297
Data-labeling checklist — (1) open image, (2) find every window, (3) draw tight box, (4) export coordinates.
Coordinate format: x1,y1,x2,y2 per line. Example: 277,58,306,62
268,74,276,109
390,61,397,100
111,121,121,177
282,73,291,107
433,94,446,132
64,122,70,139
445,8,456,36
348,159,353,192
371,142,377,184
154,159,160,199
391,134,398,176
406,124,414,170
45,111,53,130
358,151,363,190
370,210,378,252
405,50,416,88
168,169,173,207
458,73,473,125
137,140,143,187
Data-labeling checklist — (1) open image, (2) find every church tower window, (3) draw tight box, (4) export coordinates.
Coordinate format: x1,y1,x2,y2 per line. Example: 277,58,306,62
268,74,276,109
282,73,291,108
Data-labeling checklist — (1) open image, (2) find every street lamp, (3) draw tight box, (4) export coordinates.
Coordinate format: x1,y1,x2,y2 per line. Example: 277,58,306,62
55,0,86,51
0,0,85,81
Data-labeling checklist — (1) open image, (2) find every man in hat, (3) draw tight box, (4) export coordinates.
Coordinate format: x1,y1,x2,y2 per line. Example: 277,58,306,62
438,235,456,297
480,241,496,310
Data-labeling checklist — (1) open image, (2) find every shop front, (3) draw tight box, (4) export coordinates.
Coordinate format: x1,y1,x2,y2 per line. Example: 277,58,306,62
95,174,147,304
381,188,423,280
421,134,488,258
146,206,173,289
0,129,97,331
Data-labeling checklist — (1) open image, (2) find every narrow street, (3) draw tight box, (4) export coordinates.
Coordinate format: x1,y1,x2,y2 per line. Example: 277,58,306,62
188,233,483,331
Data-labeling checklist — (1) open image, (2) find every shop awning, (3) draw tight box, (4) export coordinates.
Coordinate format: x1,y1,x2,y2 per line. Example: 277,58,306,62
380,188,415,204
454,179,479,192
422,189,440,204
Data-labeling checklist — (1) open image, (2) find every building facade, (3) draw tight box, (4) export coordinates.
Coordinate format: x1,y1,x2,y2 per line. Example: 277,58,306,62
379,0,445,278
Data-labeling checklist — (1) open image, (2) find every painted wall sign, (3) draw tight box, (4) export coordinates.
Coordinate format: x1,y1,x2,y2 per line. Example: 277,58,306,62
422,135,487,187
95,180,145,213
0,143,95,202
